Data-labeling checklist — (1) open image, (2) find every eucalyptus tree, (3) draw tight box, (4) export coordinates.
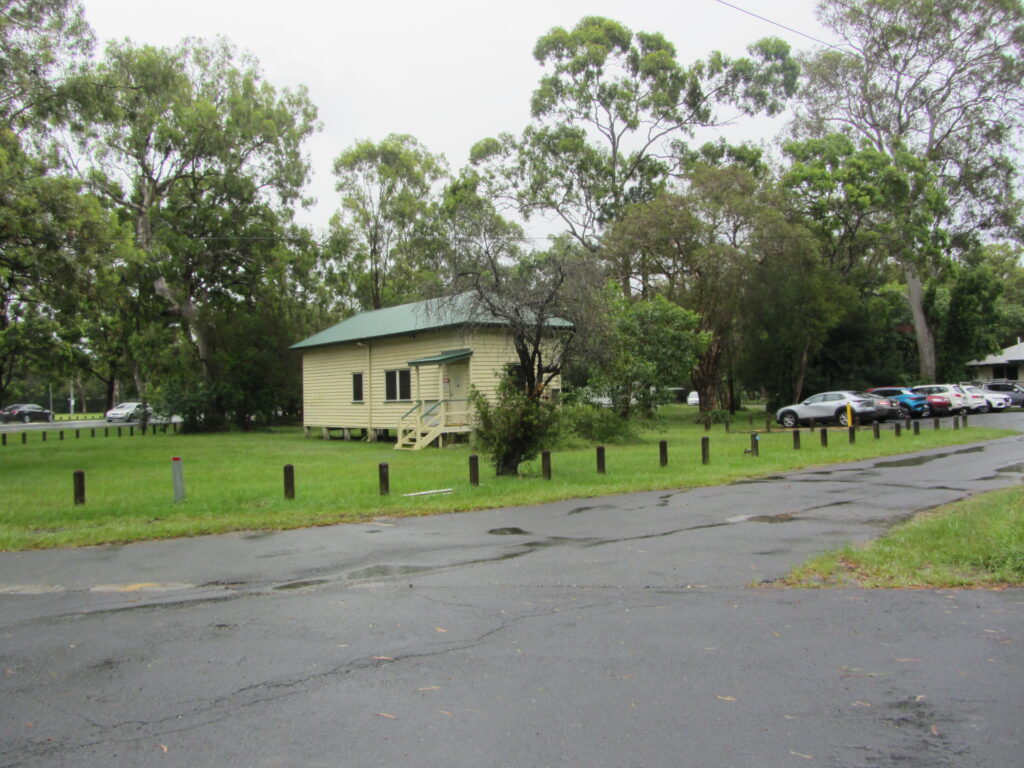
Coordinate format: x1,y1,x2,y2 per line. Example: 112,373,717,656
62,37,319,419
0,127,128,404
471,15,799,290
0,0,92,132
329,133,448,310
794,0,1024,380
602,161,767,410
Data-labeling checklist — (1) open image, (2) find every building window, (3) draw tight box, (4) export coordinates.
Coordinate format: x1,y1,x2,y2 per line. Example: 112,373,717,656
385,369,411,401
352,372,364,403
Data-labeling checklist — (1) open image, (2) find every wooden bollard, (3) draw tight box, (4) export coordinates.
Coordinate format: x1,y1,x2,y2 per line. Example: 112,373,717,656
75,429,80,439
904,417,911,430
104,427,108,437
953,415,960,430
895,423,902,437
283,464,295,500
963,413,968,428
91,428,95,438
792,430,801,450
378,463,390,495
1,433,5,447
596,445,606,474
59,430,64,441
809,418,816,432
914,421,921,436
129,425,134,437
873,422,880,439
542,451,551,480
820,428,828,448
42,431,46,442
117,426,122,437
469,454,480,486
848,426,856,444
659,440,668,467
73,470,85,505
933,418,940,431
749,433,759,457
21,432,27,444
724,419,731,433
701,436,710,465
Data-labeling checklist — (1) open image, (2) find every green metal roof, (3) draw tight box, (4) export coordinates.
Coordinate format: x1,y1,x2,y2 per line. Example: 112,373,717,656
407,348,473,367
292,294,572,351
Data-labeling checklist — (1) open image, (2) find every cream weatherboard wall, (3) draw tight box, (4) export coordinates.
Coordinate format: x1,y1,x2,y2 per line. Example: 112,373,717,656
301,326,521,432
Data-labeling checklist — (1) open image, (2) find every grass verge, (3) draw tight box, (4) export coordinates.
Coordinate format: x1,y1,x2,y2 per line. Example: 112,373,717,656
0,406,1015,551
780,484,1024,588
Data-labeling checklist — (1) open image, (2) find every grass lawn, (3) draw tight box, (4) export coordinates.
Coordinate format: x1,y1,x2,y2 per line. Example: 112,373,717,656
0,406,1014,550
781,484,1024,588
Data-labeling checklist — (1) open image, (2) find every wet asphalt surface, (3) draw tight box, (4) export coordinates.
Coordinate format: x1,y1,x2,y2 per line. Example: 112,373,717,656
1,416,1022,767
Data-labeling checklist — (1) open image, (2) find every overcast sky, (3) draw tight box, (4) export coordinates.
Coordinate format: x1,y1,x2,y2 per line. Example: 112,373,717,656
78,0,832,235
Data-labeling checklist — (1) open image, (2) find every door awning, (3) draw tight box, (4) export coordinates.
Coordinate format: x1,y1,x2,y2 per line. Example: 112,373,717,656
407,348,473,367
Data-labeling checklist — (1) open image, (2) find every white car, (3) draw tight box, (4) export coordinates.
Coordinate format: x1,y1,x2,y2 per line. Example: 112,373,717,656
686,391,700,406
964,385,1009,413
105,402,152,422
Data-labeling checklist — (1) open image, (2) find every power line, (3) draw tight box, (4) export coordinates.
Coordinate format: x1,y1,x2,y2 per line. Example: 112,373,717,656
711,0,845,52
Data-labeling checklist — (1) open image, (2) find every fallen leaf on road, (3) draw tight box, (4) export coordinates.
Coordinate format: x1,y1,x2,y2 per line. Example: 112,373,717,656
716,695,737,701
931,725,940,736
373,656,394,661
790,751,813,760
157,745,168,753
435,627,447,633
894,658,922,662
851,701,871,707
418,686,440,691
915,695,926,702
437,710,452,716
376,713,397,719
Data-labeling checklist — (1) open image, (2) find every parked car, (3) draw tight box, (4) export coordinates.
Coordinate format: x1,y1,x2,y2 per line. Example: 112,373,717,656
775,391,879,428
105,402,153,422
866,387,931,418
0,403,53,423
686,391,700,406
979,381,1024,407
964,385,1010,413
862,393,900,422
957,385,989,413
912,384,968,415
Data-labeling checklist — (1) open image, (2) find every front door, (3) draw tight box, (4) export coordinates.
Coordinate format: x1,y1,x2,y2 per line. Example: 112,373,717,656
444,363,469,424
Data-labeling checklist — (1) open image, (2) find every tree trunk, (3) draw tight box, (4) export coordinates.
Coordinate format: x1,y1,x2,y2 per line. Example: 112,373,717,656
792,341,810,404
904,264,937,382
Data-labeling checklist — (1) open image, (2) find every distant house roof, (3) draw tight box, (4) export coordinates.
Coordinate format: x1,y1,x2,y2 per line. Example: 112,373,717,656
966,341,1024,367
291,294,572,351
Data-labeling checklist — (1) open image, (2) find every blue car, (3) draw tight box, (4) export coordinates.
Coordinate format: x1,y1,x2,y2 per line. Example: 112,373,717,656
866,387,931,418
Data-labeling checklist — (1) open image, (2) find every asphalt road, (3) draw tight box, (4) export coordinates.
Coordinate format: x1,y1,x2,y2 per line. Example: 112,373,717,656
1,415,1022,768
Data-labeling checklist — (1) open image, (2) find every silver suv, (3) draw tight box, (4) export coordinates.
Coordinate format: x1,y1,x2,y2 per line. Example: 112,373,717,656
979,381,1024,407
775,391,879,428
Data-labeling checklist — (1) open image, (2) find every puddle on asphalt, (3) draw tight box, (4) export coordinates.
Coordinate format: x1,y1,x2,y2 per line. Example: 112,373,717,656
568,504,617,515
747,512,799,523
273,579,329,591
872,445,985,469
488,527,531,535
346,565,436,580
